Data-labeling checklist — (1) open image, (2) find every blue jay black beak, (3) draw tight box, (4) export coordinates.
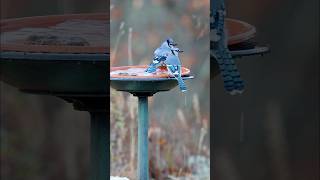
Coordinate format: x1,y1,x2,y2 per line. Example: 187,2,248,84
171,43,178,46
177,49,184,52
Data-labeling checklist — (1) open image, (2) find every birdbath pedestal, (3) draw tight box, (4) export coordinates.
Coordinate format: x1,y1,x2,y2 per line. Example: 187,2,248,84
110,65,193,180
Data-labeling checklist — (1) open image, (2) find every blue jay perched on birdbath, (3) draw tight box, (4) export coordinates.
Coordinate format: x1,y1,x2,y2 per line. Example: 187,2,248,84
211,0,244,95
145,38,177,73
145,38,187,92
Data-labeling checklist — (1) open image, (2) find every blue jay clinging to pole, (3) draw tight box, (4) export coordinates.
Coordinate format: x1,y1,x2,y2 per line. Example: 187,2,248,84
211,0,244,95
145,38,177,73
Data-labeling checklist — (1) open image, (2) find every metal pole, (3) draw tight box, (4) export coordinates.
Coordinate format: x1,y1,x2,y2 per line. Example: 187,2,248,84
90,111,109,180
137,96,149,180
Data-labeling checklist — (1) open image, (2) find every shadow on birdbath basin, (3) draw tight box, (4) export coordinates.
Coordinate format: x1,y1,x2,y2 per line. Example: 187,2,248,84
0,13,110,180
110,65,193,179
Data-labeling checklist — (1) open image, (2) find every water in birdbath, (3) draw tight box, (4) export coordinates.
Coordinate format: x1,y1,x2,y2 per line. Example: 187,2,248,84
110,67,168,77
110,65,190,79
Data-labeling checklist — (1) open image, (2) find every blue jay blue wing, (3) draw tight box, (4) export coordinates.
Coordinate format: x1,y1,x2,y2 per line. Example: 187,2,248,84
145,56,166,73
147,46,172,73
167,64,180,75
164,53,181,66
145,62,157,73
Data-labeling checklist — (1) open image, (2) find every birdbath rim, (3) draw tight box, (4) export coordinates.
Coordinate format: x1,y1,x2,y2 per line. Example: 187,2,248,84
0,13,109,54
225,18,256,45
110,65,193,96
110,65,191,79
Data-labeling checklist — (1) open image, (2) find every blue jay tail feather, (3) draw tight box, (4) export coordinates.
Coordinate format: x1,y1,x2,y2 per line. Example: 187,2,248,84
214,48,245,95
234,78,245,92
166,64,187,92
229,89,243,95
230,59,244,91
215,55,235,91
176,75,187,92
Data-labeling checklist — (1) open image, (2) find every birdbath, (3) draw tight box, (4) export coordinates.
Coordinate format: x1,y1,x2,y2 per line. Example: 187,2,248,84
0,13,110,180
110,65,193,179
211,18,270,78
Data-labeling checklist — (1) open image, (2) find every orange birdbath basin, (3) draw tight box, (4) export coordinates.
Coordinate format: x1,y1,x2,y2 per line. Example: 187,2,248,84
0,13,109,54
225,18,256,45
110,65,190,79
110,65,193,96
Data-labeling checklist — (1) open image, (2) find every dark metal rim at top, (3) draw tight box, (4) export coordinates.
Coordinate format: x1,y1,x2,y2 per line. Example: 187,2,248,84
110,76,194,81
0,51,109,61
